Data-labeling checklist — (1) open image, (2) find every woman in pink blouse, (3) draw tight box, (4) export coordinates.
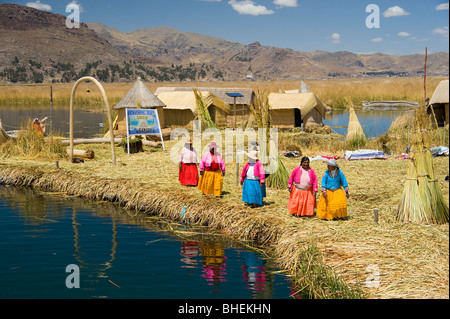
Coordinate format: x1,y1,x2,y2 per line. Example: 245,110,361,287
197,142,226,197
178,139,199,186
287,157,318,217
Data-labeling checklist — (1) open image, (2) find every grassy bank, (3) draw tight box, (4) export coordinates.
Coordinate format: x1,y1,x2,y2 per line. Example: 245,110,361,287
0,128,448,298
0,76,447,108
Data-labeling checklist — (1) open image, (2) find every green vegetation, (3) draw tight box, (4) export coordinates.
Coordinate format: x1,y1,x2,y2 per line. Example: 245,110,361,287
291,241,363,299
0,57,223,84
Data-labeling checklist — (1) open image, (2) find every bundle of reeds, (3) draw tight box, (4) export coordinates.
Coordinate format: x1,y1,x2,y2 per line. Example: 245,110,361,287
193,89,217,129
0,119,65,159
249,90,289,189
396,105,449,224
396,129,449,224
265,155,290,189
346,107,366,149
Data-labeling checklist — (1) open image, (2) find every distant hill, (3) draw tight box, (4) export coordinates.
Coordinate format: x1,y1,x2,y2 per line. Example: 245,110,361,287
87,22,450,80
0,3,448,84
0,4,130,83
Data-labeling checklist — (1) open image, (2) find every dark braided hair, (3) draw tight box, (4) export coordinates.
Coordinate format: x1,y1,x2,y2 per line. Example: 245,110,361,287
300,156,309,164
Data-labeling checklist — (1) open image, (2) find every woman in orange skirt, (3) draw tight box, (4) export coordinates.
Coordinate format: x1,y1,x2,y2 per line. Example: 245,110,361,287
316,159,349,220
287,157,318,217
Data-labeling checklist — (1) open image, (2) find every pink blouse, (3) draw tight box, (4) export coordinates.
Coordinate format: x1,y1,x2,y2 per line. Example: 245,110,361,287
179,146,198,164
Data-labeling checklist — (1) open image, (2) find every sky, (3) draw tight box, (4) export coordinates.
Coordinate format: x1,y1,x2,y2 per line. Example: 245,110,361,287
2,0,449,56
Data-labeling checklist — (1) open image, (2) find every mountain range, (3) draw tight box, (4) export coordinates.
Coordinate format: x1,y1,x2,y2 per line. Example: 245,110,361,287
0,3,448,84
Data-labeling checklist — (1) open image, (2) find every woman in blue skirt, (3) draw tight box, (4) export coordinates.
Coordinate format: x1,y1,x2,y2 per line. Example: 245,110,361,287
240,151,266,207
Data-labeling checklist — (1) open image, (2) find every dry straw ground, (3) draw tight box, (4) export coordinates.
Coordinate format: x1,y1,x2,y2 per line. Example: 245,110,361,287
0,137,448,299
0,76,448,298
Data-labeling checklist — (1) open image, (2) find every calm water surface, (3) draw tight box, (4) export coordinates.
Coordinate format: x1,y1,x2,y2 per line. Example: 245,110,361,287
1,104,415,139
324,108,415,137
0,105,105,138
0,185,293,299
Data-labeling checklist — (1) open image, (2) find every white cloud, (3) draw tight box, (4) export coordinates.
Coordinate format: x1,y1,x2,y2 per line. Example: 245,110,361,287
398,32,410,37
433,26,449,37
383,6,410,18
228,0,274,16
26,0,52,11
273,0,298,8
67,0,85,13
331,33,340,44
371,37,383,42
436,3,449,10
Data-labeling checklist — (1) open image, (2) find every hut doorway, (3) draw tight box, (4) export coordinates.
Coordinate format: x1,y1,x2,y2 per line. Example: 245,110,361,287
294,109,302,127
208,105,216,123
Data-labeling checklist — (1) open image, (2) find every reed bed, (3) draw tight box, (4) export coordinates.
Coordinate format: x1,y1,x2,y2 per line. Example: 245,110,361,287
0,135,448,299
1,76,447,109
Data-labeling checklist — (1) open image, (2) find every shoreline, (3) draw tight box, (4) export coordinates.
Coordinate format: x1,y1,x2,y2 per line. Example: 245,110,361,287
0,163,362,299
0,149,448,298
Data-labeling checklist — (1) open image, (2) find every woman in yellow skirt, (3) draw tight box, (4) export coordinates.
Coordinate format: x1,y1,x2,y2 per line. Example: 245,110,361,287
197,142,226,197
317,159,349,220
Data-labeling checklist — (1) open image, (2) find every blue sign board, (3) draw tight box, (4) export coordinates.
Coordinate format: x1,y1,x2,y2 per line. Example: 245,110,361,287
126,108,161,136
125,108,165,154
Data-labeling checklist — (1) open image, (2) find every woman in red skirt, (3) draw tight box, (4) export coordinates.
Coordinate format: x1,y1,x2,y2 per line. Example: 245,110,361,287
287,157,318,217
179,139,199,187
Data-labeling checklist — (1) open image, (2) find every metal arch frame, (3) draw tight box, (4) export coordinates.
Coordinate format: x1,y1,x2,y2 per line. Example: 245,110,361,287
69,76,116,165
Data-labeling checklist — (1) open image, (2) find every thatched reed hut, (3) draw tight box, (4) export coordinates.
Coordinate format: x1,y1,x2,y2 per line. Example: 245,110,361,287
427,79,449,127
156,90,231,128
268,92,327,128
114,78,166,135
155,87,254,128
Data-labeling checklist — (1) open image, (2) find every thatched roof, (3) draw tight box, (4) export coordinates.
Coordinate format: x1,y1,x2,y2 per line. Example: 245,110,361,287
114,77,166,110
157,91,231,114
429,80,449,105
268,93,327,119
155,87,254,105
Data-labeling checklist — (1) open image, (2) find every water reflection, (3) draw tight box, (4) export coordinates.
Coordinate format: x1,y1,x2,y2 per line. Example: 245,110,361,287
179,240,277,298
241,252,267,291
0,185,293,299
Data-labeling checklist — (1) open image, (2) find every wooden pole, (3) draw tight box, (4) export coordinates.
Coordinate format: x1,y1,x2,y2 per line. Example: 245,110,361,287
234,96,239,186
50,85,53,143
424,47,427,106
423,47,439,128
233,96,237,129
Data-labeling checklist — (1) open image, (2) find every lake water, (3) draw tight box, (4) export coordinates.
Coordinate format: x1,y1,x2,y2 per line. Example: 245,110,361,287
0,185,293,299
324,108,415,137
0,105,106,139
0,105,414,139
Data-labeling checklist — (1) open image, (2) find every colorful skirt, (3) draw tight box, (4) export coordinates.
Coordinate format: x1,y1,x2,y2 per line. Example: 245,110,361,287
316,188,347,220
242,179,266,206
288,186,316,216
197,170,223,197
179,163,199,186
